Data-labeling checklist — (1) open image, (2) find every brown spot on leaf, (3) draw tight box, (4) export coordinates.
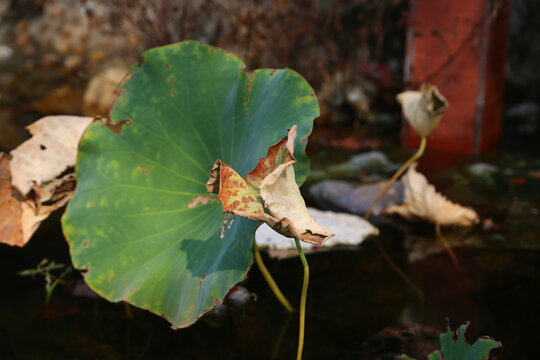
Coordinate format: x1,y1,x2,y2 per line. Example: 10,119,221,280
165,63,171,69
188,196,216,209
197,274,206,291
114,71,134,97
171,88,177,97
96,116,132,135
137,56,144,67
83,241,88,248
136,164,153,174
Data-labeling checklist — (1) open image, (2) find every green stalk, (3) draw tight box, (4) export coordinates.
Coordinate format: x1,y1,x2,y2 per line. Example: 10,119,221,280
364,136,427,220
363,136,427,302
295,238,309,360
252,240,294,312
271,312,293,359
372,237,424,302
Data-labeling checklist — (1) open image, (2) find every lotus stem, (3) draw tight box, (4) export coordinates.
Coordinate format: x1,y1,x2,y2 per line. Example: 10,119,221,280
295,237,309,360
252,240,294,312
364,136,427,220
271,311,293,359
435,222,461,269
372,237,424,302
363,136,427,302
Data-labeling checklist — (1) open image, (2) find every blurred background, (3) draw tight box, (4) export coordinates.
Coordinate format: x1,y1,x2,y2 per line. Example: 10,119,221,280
1,0,540,359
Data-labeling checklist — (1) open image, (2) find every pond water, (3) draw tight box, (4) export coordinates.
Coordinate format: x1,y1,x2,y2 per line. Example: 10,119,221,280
1,142,539,359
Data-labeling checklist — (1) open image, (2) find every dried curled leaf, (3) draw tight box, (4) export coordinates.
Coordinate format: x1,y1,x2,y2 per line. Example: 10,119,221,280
207,126,333,245
397,83,448,137
0,154,23,246
385,163,478,227
10,116,93,195
0,116,92,246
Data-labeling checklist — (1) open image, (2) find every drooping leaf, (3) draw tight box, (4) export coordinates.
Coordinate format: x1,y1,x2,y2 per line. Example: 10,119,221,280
62,41,320,328
385,163,478,226
397,83,448,138
0,116,92,246
400,322,501,360
207,126,333,245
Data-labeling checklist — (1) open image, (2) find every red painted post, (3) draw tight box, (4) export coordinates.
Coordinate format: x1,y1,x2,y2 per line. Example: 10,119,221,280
403,0,511,158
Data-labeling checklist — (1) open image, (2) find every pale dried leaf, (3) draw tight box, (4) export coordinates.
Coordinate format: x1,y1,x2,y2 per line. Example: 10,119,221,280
397,83,448,137
21,192,73,243
10,115,93,195
385,163,479,226
0,116,91,246
256,208,379,259
260,159,333,245
207,125,334,246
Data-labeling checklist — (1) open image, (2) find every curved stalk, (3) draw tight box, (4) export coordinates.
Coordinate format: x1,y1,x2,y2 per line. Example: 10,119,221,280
364,137,427,302
372,237,424,302
364,136,427,220
435,222,460,269
271,312,293,359
252,240,294,312
295,238,309,360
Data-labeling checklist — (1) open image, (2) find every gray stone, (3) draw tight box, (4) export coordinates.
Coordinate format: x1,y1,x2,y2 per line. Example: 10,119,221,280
309,179,404,217
255,208,378,253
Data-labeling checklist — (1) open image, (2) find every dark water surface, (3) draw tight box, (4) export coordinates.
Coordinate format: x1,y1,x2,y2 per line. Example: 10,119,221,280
1,148,539,359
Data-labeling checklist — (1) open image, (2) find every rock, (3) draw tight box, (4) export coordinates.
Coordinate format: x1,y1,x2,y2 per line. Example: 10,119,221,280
467,162,498,177
255,207,379,257
309,180,404,217
506,101,540,133
29,84,83,115
359,323,440,360
202,285,251,327
308,151,394,182
0,44,13,62
83,65,129,117
328,150,392,174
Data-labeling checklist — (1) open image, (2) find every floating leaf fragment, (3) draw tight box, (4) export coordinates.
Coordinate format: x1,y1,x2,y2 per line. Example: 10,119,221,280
385,163,478,227
208,126,333,245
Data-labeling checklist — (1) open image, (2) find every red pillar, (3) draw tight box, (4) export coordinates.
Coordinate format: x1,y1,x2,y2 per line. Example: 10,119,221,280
403,0,511,158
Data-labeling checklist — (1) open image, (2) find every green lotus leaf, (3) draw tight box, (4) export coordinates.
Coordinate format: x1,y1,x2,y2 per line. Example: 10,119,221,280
62,41,319,328
400,322,501,360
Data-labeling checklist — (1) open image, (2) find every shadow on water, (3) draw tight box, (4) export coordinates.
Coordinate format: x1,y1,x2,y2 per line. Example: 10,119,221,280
1,149,540,359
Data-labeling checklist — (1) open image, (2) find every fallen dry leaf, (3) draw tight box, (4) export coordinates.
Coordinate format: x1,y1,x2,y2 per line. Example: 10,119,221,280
207,125,333,245
0,116,93,246
10,115,93,196
0,153,24,246
385,163,478,227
